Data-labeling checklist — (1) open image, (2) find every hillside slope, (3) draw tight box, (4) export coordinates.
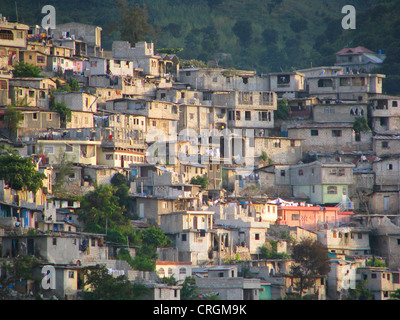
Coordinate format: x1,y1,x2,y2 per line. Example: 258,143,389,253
2,0,400,93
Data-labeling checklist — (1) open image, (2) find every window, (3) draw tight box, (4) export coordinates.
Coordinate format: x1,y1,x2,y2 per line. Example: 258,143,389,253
332,130,342,137
52,238,57,245
358,233,363,239
245,111,251,121
318,79,333,87
388,164,393,170
255,233,260,240
181,234,187,241
298,169,303,176
33,113,38,120
280,170,286,177
371,273,377,279
0,80,7,90
327,186,338,194
393,101,398,107
68,271,75,279
382,141,389,149
324,107,335,114
44,145,54,154
179,268,187,275
277,75,290,85
311,130,319,136
37,56,45,64
235,111,241,120
259,111,269,121
65,144,73,152
0,30,14,40
292,214,300,220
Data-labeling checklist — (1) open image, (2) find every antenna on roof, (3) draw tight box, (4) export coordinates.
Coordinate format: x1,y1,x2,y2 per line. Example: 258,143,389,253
15,1,18,22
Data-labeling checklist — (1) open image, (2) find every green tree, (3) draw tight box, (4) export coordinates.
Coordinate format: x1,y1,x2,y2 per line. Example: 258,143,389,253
49,101,72,124
78,184,128,231
289,238,330,299
0,153,46,193
141,226,172,248
346,280,373,300
12,61,42,78
181,276,200,300
353,117,371,133
117,0,155,45
275,99,290,120
52,154,74,195
81,264,149,300
232,20,253,47
190,175,208,190
262,28,279,45
259,241,291,259
390,288,400,300
110,172,127,187
4,105,24,138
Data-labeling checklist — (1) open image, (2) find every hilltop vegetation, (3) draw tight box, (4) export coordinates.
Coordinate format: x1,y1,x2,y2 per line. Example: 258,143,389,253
2,0,400,93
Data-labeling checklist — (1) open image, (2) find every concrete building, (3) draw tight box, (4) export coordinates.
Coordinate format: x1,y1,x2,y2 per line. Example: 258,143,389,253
289,161,355,205
369,95,400,132
0,17,30,72
372,154,400,214
178,68,269,92
1,232,108,265
306,73,385,101
326,258,363,300
356,267,400,300
54,91,98,113
160,210,214,265
267,72,306,98
195,265,261,300
287,123,372,153
335,46,386,73
155,261,192,283
277,205,353,230
317,227,371,256
52,23,103,58
312,100,368,123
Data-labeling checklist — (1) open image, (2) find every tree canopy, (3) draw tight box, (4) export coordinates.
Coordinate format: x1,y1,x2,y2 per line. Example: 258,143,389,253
289,238,331,298
81,264,149,300
116,0,155,45
12,61,42,78
0,153,46,193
